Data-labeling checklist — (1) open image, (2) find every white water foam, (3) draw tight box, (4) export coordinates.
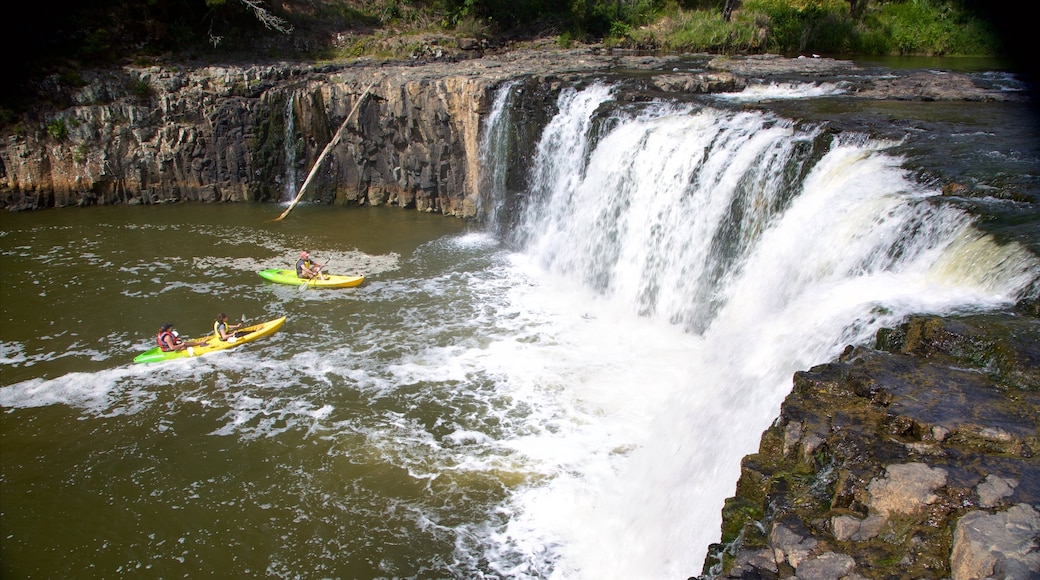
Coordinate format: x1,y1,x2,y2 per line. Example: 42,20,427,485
3,84,1037,580
484,86,1040,579
715,81,848,102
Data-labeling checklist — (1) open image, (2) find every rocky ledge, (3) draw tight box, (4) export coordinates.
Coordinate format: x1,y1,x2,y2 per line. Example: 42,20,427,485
699,303,1040,579
1,50,1030,212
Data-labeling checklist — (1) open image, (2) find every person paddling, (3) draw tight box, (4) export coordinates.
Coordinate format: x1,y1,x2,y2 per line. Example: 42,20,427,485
213,312,244,342
156,323,205,352
295,251,328,280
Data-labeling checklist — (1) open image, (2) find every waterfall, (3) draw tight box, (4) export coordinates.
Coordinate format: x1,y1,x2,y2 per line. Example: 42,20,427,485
478,80,520,235
283,93,298,201
497,85,1039,578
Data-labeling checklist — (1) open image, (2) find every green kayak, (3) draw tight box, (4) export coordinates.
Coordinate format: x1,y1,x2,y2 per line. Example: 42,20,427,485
133,316,286,364
258,268,364,288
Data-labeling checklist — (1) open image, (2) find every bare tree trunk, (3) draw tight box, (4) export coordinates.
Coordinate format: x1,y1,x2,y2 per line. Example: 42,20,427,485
723,0,740,22
275,78,380,222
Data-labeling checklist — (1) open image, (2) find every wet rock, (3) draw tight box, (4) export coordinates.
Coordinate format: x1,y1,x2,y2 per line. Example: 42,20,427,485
700,313,1040,579
707,54,856,76
831,513,886,542
794,551,857,580
977,475,1018,509
866,462,947,517
770,521,818,569
950,504,1040,580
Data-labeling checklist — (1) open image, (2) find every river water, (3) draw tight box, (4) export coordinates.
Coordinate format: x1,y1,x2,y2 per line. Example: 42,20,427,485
2,60,1039,579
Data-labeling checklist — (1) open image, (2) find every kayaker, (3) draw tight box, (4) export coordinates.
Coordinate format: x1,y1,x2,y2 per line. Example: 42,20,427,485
156,323,205,352
296,251,328,280
213,312,243,342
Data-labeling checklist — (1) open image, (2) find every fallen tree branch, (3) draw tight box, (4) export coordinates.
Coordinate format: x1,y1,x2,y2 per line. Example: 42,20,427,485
274,77,381,222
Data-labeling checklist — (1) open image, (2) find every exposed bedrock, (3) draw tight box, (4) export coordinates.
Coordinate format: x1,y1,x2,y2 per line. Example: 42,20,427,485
1,51,1023,213
700,307,1040,580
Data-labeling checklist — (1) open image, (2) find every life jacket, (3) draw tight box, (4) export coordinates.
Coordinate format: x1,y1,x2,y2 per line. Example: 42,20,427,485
214,319,228,340
296,258,313,277
157,330,176,351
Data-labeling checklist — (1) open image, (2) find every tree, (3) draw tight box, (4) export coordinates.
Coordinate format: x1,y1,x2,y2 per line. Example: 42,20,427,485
847,0,867,17
723,0,740,22
206,0,292,46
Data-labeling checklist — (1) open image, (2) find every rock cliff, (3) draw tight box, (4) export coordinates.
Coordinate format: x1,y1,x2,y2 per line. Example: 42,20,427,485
1,64,489,213
2,51,1022,214
0,49,653,214
700,306,1040,579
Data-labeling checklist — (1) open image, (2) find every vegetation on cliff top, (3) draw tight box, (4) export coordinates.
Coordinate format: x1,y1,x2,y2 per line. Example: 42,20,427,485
10,0,1019,63
2,0,1030,123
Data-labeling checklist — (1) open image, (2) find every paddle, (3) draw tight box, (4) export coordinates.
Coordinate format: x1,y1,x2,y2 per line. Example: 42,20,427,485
169,330,207,352
171,329,206,346
228,315,252,341
298,259,328,291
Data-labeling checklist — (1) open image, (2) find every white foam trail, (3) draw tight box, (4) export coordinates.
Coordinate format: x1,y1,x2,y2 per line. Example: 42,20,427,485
715,81,847,102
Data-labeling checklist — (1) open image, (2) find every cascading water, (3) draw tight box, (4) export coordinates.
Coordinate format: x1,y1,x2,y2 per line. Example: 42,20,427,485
484,84,1039,578
1,75,1037,580
283,92,298,200
478,80,521,235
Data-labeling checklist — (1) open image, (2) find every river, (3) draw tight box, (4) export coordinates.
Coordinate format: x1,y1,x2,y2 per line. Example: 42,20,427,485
2,58,1039,579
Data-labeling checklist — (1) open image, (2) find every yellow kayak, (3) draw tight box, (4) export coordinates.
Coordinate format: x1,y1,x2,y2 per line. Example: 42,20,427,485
258,268,364,288
133,316,286,363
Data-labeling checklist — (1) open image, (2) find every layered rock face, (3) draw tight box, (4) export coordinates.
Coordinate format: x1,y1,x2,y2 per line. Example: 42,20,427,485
0,65,493,214
3,50,1020,214
702,310,1040,580
0,49,655,214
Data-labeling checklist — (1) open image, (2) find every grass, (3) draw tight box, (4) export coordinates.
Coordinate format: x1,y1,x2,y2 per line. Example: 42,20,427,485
610,0,1002,57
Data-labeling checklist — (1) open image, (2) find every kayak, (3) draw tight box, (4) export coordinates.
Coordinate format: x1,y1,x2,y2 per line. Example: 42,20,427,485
258,268,364,288
133,316,287,364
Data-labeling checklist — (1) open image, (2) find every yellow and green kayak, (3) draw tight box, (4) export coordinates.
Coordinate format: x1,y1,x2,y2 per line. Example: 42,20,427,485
133,316,286,364
258,268,364,288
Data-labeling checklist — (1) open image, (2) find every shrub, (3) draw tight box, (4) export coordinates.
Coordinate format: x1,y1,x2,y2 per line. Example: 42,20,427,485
627,9,764,53
73,143,89,164
857,0,1001,56
130,79,154,100
47,119,67,140
739,0,848,53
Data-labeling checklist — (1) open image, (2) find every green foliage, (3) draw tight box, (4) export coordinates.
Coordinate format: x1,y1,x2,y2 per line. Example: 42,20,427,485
452,15,493,38
739,0,850,53
854,0,1001,55
73,143,90,164
82,28,116,60
343,38,373,58
59,69,85,88
719,496,765,545
130,80,155,100
615,0,1002,57
624,9,765,52
6,0,1013,83
0,107,18,128
438,0,568,31
47,119,68,141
